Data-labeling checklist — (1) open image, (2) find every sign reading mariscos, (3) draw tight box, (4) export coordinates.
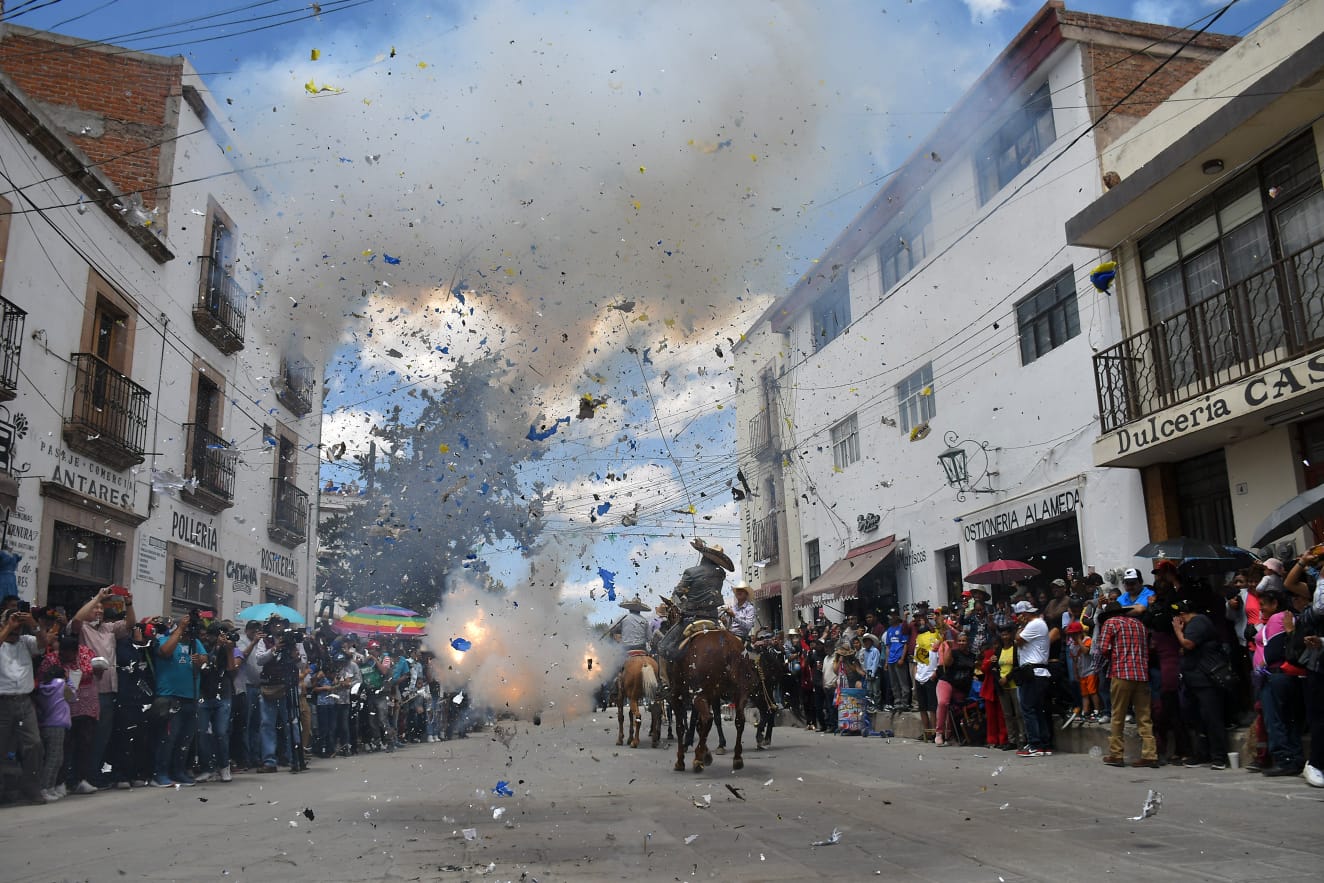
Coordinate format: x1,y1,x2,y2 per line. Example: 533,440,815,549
963,485,1083,542
1098,351,1324,464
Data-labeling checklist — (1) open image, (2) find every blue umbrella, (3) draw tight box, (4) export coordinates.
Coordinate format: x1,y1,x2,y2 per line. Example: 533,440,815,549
1178,545,1258,577
235,602,305,624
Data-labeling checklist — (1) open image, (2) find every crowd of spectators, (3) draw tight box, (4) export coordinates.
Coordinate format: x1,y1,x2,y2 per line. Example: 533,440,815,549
0,588,476,806
771,554,1322,787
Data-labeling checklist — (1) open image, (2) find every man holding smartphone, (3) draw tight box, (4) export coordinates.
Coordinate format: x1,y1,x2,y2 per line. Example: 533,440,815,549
0,607,53,802
71,585,136,788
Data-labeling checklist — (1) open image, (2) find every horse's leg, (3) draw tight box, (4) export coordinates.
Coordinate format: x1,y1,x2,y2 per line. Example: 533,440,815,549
671,695,686,771
629,694,641,748
616,679,625,746
693,694,712,772
650,699,662,747
714,709,727,752
732,693,746,771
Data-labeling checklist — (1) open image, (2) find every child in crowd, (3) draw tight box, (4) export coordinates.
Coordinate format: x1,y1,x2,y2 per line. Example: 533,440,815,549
1066,622,1100,723
33,666,71,802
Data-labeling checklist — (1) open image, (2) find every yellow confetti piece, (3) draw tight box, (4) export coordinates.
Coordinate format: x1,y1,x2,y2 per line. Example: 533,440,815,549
687,505,696,515
438,443,449,454
920,385,933,396
716,404,724,409
633,313,648,322
503,267,515,276
311,48,320,61
833,465,843,473
639,165,646,174
749,154,759,162
631,200,641,211
663,318,675,328
390,46,396,58
361,250,374,256
418,61,428,69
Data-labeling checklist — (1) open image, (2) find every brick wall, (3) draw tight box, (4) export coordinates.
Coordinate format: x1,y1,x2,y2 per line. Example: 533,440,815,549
0,32,182,211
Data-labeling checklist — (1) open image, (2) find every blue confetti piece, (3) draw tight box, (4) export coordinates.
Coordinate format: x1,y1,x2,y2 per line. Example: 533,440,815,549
598,568,616,602
458,433,470,449
596,502,612,516
450,637,472,652
493,781,513,797
526,416,570,441
384,253,401,265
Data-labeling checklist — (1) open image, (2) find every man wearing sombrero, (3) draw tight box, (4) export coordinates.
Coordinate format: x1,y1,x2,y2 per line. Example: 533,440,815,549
657,538,734,662
613,595,653,654
722,582,756,641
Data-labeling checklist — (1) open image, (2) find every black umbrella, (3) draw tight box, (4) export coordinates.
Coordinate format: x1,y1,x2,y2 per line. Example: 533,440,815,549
1178,545,1259,578
1134,537,1225,561
1250,484,1324,549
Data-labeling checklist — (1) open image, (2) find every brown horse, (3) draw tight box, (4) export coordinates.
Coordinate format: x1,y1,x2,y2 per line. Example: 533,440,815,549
616,653,662,748
666,628,765,773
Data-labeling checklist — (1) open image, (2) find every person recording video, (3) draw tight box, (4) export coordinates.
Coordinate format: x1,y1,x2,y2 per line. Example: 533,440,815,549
251,616,307,774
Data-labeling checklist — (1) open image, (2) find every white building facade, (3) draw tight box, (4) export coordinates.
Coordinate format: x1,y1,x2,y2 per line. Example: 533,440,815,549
735,3,1234,621
0,27,323,621
1066,1,1324,558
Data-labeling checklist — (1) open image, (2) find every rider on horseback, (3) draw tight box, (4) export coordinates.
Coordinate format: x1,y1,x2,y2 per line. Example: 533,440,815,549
657,538,733,664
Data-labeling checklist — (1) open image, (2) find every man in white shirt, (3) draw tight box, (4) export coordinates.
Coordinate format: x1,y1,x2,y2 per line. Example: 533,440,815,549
1013,601,1053,757
860,633,882,712
723,583,757,641
233,620,264,769
0,608,51,802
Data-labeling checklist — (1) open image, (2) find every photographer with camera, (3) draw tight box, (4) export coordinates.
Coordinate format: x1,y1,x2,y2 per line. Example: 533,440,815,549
149,612,207,787
0,607,53,803
252,616,306,773
230,620,263,771
195,621,239,782
71,585,135,789
358,640,396,752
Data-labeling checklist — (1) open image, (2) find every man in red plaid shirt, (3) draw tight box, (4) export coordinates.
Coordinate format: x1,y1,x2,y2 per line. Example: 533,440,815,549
1096,602,1158,768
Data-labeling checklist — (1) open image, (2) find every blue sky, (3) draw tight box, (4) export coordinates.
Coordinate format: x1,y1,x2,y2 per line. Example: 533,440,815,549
10,0,1290,615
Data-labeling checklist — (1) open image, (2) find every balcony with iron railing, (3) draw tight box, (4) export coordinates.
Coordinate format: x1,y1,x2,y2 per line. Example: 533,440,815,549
182,423,236,513
276,358,315,417
193,255,247,354
63,353,150,470
268,476,309,547
751,510,780,564
0,297,25,401
1095,236,1324,434
747,409,775,460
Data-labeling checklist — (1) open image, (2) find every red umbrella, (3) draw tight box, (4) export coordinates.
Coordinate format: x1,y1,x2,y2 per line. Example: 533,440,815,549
964,559,1041,585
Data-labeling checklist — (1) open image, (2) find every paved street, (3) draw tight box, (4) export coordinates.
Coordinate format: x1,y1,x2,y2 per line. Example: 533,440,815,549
4,711,1322,883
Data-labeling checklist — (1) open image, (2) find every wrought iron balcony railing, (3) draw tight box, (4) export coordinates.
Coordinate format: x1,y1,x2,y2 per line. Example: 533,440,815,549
751,510,779,563
193,255,247,353
268,476,309,547
0,296,25,400
64,353,149,469
1095,236,1324,433
276,358,315,417
183,423,236,509
747,410,772,458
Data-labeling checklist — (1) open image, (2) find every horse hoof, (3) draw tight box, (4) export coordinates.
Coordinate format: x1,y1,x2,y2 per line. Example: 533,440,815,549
615,739,624,746
693,762,705,773
733,758,744,771
714,746,726,756
674,762,685,772
703,750,714,765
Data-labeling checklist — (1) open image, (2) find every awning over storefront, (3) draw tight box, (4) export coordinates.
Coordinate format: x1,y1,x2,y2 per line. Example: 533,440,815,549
754,580,781,602
795,536,896,607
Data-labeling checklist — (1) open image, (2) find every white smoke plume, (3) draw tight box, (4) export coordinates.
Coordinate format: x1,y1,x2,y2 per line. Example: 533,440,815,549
425,571,622,720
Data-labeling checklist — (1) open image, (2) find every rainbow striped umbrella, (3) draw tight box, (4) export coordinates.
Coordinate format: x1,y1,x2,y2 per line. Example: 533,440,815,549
334,604,429,636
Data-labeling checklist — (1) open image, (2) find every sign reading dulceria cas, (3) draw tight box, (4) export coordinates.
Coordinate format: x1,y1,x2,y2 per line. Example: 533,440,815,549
1098,351,1324,464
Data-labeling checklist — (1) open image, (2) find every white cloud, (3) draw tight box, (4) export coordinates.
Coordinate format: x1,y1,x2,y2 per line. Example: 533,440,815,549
1130,1,1179,26
964,0,1011,19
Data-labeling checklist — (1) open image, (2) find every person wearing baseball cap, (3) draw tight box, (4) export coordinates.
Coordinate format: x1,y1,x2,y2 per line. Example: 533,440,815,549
1013,600,1053,756
1118,568,1154,614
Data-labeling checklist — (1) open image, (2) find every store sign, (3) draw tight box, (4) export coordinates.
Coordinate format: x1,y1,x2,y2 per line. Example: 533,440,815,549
171,509,218,552
4,507,37,592
900,548,927,568
39,438,136,512
227,559,258,595
962,485,1082,542
857,512,880,533
1100,351,1324,462
261,548,297,580
135,535,167,585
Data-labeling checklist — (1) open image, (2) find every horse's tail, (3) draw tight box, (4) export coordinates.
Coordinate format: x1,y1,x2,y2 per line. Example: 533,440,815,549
642,661,659,703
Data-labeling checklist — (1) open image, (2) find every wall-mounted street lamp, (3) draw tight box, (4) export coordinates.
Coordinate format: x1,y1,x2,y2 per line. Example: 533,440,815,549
937,431,998,502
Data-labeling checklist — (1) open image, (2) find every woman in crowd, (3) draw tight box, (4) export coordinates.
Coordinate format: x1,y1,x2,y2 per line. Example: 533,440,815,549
1172,601,1229,769
934,632,975,746
1255,589,1305,776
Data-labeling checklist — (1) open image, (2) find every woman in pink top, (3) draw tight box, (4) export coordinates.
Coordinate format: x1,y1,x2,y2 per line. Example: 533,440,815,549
38,636,99,794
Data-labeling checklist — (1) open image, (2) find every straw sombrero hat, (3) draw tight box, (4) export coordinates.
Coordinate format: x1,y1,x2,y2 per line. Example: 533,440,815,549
731,582,752,598
619,595,649,613
691,538,735,572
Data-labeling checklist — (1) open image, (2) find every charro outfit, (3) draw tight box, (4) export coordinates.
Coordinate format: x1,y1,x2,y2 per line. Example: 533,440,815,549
658,559,727,661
